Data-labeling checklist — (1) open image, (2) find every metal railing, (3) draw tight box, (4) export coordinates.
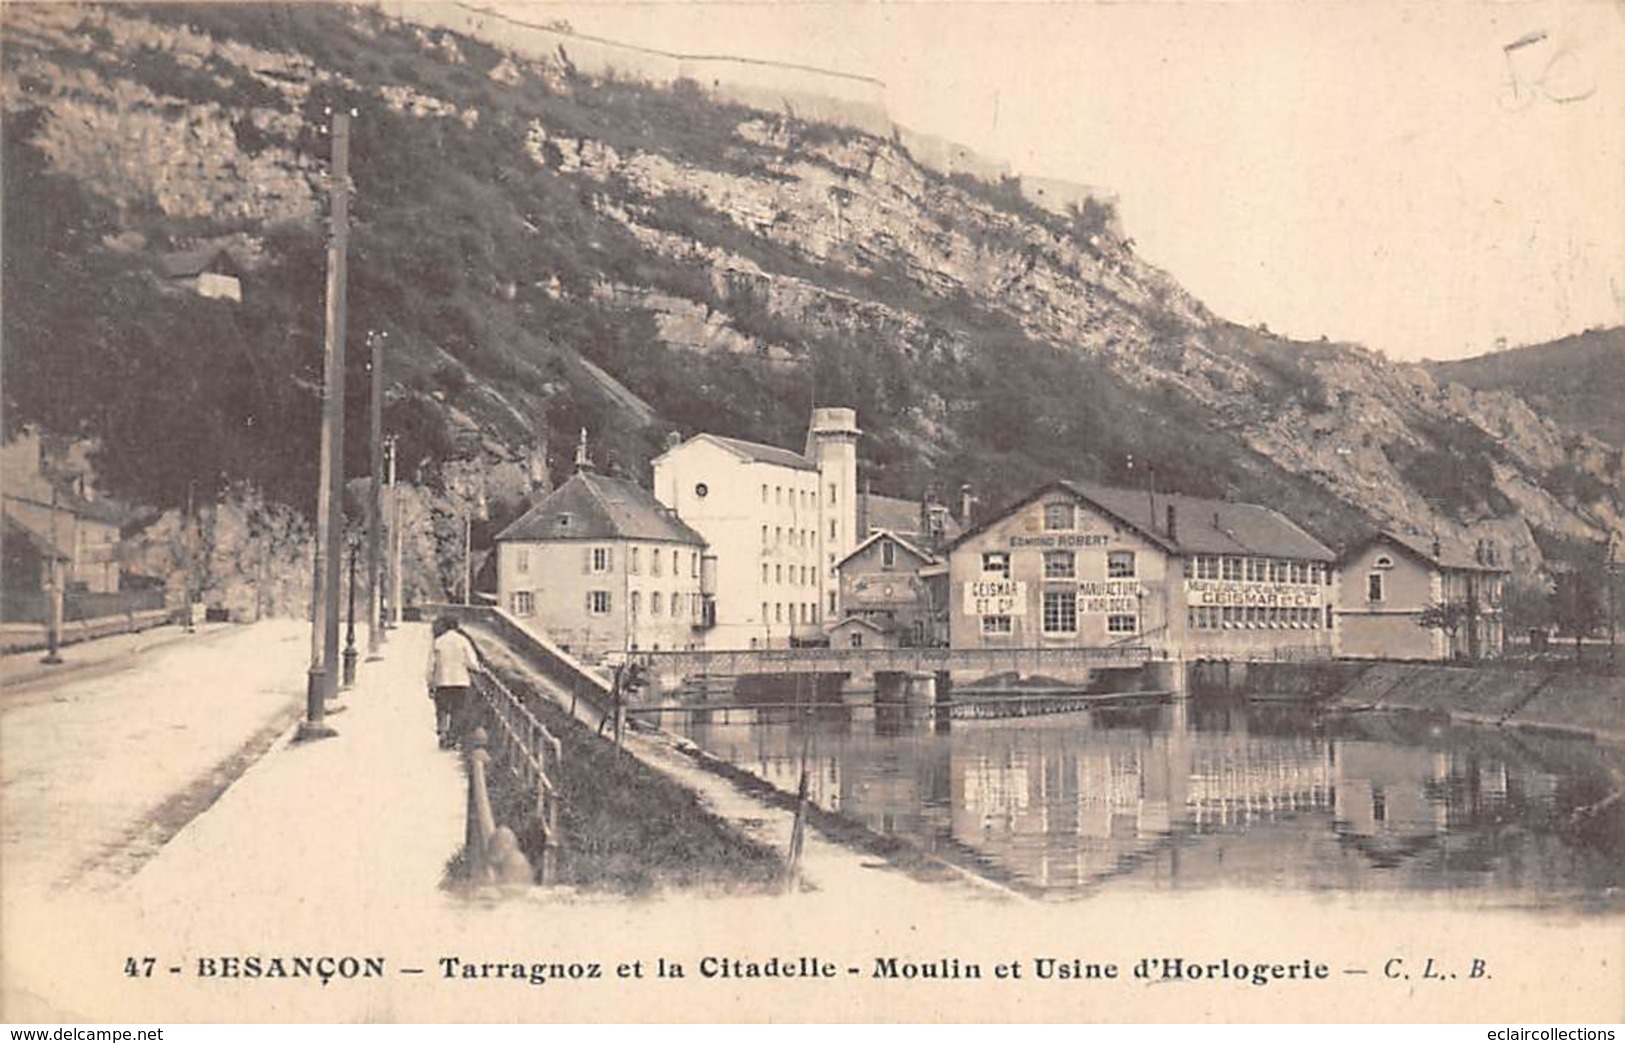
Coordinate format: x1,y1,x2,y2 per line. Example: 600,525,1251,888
465,668,564,884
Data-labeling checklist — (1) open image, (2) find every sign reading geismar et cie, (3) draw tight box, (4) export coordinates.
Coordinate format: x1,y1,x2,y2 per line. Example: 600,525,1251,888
1185,579,1323,608
965,580,1027,616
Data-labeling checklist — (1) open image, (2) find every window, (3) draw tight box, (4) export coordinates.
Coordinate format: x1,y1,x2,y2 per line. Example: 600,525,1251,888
829,519,837,540
761,484,768,503
801,604,810,624
761,525,768,547
694,482,708,498
515,548,530,574
762,563,769,584
591,547,611,573
775,564,783,584
1247,558,1266,582
829,591,837,614
1196,555,1220,580
1222,556,1243,581
761,601,769,623
775,486,783,505
982,552,1011,578
652,550,663,577
673,550,680,574
882,540,896,567
1270,560,1288,583
691,553,700,578
1042,591,1077,634
629,546,641,574
982,615,1013,635
630,591,641,616
829,483,837,505
1107,614,1138,634
670,592,681,618
775,603,783,623
1325,605,1334,629
849,632,864,649
651,592,663,616
1290,562,1307,584
588,590,611,615
1107,551,1136,578
1043,551,1076,579
511,591,533,616
1043,502,1074,530
776,526,783,545
1368,573,1384,602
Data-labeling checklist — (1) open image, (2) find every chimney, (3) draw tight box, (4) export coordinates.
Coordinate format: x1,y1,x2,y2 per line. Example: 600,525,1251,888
573,428,592,473
664,430,682,452
1166,503,1178,542
1432,535,1443,561
959,483,975,526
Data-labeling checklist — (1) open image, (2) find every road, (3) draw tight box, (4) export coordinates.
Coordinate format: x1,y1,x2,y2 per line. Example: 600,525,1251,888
0,620,311,897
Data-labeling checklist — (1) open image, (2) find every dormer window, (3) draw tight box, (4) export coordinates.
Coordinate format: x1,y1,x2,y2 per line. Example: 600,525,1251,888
1043,502,1074,531
1374,555,1394,569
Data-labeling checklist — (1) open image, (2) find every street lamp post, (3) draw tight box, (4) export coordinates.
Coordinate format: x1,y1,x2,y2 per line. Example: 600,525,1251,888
366,329,386,660
40,481,64,665
342,531,359,688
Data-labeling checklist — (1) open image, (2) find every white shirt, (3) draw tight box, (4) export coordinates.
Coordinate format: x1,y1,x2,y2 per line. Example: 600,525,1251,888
429,629,480,688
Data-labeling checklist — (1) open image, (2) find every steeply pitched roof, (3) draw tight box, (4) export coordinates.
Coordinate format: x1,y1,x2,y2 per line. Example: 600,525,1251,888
153,246,240,280
834,528,935,570
496,471,705,545
949,480,1336,562
1354,530,1510,574
861,492,964,543
706,434,817,471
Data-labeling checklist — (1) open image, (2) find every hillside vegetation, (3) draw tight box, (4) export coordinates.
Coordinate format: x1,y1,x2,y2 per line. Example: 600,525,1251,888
1428,329,1625,450
3,3,1620,584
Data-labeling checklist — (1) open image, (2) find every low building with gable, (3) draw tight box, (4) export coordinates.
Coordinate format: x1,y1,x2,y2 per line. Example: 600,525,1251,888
1336,531,1509,660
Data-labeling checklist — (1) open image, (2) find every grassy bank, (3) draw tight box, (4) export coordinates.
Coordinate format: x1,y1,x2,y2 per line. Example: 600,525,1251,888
451,657,784,895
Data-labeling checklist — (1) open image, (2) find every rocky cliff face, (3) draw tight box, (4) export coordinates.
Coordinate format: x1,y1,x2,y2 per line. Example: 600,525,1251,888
3,3,1619,573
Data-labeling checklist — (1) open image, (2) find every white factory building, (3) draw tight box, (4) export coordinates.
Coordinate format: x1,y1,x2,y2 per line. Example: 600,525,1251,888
651,408,861,649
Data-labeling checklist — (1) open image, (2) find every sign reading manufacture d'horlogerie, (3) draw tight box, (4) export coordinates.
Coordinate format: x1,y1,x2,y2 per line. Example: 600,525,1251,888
1184,578,1324,608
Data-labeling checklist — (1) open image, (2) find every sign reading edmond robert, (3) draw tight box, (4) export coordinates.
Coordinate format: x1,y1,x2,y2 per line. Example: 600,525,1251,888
1185,578,1324,608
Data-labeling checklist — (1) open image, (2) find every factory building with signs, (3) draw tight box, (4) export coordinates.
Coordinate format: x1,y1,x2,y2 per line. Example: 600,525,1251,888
945,481,1338,660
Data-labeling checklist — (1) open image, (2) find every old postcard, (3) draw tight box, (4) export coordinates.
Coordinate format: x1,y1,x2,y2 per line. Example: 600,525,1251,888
2,0,1622,1025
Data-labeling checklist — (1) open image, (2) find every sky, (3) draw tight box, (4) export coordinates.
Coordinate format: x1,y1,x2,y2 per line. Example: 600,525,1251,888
464,0,1625,361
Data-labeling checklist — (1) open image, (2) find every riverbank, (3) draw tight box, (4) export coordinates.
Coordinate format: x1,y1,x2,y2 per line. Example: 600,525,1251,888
1231,660,1625,744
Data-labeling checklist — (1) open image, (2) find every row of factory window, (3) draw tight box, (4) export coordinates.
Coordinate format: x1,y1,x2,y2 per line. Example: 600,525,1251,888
979,607,1140,636
577,545,701,577
760,601,823,626
760,483,833,510
762,562,819,587
762,525,830,549
1187,605,1331,629
983,550,1138,580
1189,556,1327,584
509,590,709,620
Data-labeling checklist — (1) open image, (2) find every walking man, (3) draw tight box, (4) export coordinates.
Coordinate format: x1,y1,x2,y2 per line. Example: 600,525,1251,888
428,615,482,748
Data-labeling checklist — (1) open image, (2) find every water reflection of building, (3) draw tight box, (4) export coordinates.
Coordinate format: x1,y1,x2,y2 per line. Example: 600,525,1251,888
949,723,1335,889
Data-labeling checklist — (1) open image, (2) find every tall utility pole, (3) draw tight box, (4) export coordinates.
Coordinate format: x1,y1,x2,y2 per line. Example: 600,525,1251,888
386,435,402,627
366,329,386,660
299,109,351,742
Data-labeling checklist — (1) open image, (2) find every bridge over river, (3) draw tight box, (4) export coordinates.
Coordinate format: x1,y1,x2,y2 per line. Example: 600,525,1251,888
634,643,1155,699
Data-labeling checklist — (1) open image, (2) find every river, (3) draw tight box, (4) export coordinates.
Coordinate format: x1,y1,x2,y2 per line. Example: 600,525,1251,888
670,690,1624,909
